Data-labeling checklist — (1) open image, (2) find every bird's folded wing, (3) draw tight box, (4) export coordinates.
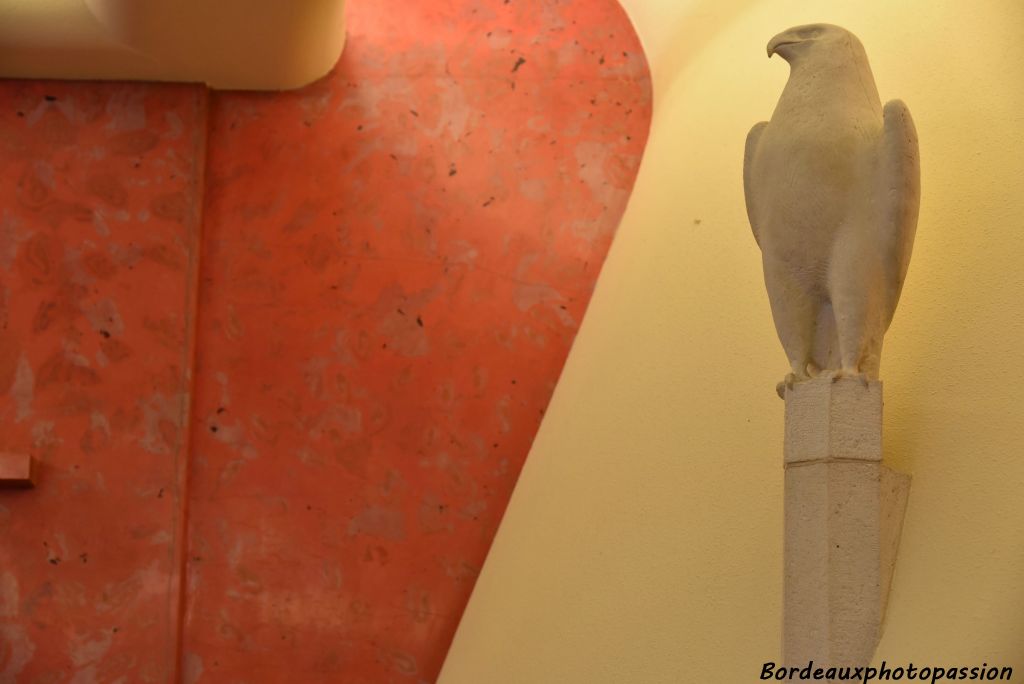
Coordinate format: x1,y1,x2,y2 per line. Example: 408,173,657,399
880,99,921,309
744,121,768,248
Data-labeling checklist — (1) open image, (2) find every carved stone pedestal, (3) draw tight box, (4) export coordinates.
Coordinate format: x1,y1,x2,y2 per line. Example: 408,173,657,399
783,378,909,671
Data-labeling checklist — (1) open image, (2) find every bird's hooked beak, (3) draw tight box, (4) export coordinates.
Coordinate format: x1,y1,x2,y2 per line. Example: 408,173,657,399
766,31,800,59
766,24,834,60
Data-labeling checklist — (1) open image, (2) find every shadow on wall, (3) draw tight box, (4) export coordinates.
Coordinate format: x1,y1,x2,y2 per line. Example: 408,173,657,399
628,0,763,97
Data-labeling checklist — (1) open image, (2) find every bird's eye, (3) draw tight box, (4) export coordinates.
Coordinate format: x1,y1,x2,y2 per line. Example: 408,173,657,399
796,26,823,39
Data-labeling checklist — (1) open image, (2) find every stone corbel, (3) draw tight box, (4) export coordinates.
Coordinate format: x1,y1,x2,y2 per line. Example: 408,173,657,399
783,378,910,667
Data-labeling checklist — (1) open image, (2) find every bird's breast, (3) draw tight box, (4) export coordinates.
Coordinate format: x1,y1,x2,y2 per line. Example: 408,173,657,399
750,117,881,268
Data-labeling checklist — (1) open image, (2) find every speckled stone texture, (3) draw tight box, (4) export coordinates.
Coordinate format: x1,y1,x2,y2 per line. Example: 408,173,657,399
182,2,650,682
0,82,207,682
0,1,650,682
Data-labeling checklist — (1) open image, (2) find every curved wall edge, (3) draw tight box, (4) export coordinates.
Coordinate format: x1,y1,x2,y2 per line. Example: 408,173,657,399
0,0,347,90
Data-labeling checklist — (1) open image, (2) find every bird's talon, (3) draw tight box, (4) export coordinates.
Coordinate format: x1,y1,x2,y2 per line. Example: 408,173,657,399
776,372,803,399
826,368,870,386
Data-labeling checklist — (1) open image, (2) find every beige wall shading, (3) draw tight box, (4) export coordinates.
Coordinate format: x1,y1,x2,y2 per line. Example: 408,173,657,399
0,0,347,90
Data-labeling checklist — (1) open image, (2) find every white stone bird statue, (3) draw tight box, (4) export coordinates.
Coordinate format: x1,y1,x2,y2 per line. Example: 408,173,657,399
744,24,920,398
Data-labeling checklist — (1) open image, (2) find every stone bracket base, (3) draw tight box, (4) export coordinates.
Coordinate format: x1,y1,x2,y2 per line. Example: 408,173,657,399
782,378,910,667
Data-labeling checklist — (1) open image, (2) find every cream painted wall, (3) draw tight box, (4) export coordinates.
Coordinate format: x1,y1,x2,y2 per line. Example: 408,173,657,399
0,0,346,89
440,0,1024,681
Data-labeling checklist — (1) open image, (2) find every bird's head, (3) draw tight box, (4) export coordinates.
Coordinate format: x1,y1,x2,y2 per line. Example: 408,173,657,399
766,23,856,64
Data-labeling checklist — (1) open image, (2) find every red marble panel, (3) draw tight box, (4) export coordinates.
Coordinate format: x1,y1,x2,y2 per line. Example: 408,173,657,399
183,1,650,682
0,82,206,683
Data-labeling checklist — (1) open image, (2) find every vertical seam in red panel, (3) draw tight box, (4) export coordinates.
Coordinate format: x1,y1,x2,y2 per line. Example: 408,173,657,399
170,85,212,684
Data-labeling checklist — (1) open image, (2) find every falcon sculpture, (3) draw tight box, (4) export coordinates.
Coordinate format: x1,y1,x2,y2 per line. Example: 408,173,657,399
744,24,920,398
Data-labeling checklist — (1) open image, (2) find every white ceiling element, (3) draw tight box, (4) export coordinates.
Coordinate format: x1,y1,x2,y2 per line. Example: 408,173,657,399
0,0,347,90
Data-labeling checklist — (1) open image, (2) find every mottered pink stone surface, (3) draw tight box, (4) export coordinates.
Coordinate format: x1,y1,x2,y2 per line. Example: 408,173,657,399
184,3,650,682
0,82,207,681
0,1,651,682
